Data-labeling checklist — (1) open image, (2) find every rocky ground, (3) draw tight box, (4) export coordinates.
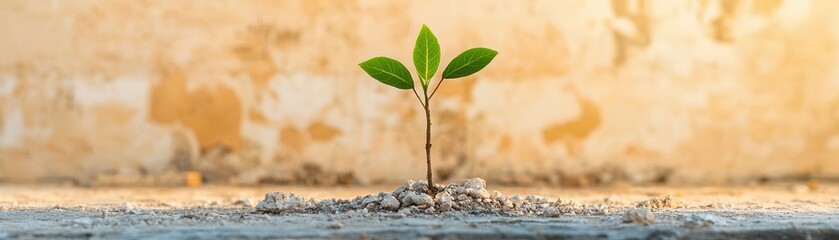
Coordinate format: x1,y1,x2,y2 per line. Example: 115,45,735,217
1,179,838,239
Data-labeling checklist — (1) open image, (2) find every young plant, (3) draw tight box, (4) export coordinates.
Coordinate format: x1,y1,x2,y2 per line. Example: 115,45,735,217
359,24,497,194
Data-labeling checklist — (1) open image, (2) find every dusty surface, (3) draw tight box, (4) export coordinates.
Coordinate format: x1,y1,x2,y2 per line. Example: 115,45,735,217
1,181,839,239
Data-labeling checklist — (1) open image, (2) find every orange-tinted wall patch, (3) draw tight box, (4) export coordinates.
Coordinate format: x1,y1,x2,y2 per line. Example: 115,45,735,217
149,69,243,151
498,136,512,152
542,91,601,144
280,125,305,152
307,121,341,141
437,77,476,103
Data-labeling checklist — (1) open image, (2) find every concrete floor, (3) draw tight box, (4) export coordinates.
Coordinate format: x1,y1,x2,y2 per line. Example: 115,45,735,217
1,182,838,239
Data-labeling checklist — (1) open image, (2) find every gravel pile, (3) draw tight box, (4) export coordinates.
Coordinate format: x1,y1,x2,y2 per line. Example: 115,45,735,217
256,178,609,216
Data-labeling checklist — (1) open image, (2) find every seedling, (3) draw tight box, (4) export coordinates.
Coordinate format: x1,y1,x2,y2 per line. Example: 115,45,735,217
359,24,497,194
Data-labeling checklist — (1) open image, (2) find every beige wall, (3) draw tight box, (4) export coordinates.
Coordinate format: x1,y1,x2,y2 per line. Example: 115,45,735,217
1,0,838,185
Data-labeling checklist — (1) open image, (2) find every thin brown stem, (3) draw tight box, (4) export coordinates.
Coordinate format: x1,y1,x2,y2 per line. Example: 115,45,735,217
428,77,445,100
412,87,426,108
422,89,434,195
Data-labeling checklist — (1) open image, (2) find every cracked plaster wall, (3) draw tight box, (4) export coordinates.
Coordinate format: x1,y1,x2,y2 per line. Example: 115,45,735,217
0,0,838,185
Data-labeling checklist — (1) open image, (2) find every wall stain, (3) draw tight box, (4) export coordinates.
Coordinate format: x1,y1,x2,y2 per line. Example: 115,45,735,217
501,24,570,77
232,22,299,89
542,87,601,155
437,78,477,103
89,104,135,125
280,125,305,152
706,0,782,43
610,0,651,67
149,69,243,151
249,109,271,124
307,121,341,142
624,144,660,158
498,136,512,152
753,0,782,15
711,0,738,43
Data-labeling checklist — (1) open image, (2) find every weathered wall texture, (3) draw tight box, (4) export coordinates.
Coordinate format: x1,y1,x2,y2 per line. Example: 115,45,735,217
1,0,838,185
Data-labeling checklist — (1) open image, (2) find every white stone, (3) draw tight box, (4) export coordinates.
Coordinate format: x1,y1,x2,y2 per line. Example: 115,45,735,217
121,202,141,214
397,206,416,215
623,208,655,225
435,192,453,204
411,180,428,192
400,191,417,207
463,178,486,190
361,195,382,206
439,201,453,211
233,198,255,207
411,193,434,207
242,198,255,207
381,195,400,210
465,189,491,199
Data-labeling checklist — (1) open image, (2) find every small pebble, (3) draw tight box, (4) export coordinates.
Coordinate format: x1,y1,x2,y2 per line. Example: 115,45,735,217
326,222,343,229
623,208,655,225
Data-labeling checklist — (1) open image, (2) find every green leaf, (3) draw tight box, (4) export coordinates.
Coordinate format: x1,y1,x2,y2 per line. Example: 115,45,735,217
442,47,498,79
359,57,414,90
413,24,441,89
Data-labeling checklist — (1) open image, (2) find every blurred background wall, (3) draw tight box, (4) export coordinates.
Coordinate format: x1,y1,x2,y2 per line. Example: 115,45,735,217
0,0,838,186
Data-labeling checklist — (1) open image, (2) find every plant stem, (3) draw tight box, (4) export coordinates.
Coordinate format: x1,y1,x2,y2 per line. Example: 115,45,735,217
428,78,445,100
412,88,426,108
422,88,434,195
